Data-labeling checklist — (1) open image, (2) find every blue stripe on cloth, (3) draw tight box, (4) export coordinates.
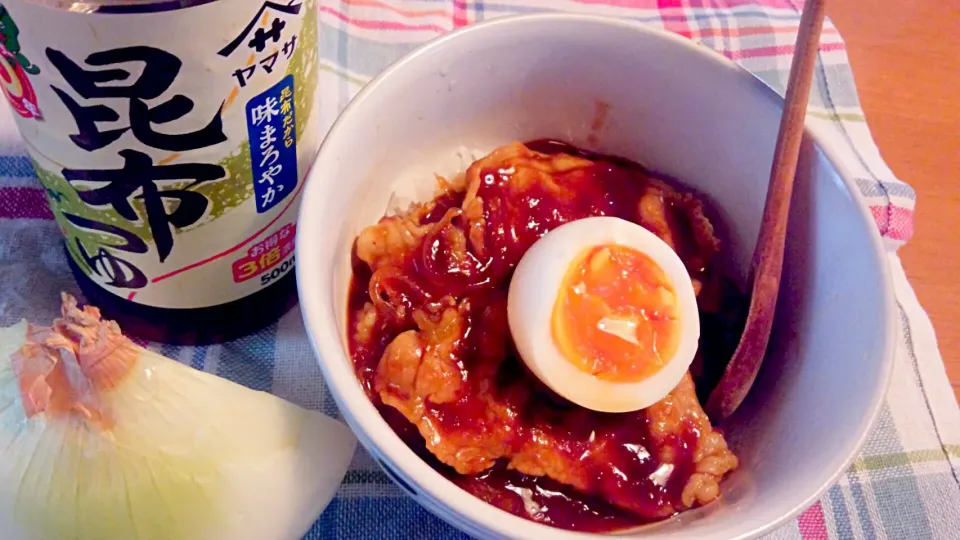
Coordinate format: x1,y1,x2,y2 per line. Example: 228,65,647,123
341,469,391,485
913,473,960,537
848,477,877,539
306,497,468,540
828,484,854,539
873,476,935,538
160,343,182,363
864,406,934,537
336,5,351,113
216,324,277,392
189,346,206,371
0,155,36,178
821,62,864,110
860,405,916,470
703,4,736,75
319,23,415,83
810,55,835,115
321,387,343,419
855,177,916,200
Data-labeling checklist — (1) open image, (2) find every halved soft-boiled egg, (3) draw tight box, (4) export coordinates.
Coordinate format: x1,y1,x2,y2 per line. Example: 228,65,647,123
508,216,700,413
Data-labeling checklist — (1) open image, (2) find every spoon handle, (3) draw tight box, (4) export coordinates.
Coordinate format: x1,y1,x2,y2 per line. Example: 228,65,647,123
705,0,828,422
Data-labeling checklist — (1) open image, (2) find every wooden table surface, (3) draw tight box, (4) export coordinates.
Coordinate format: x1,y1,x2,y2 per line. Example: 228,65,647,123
828,1,960,403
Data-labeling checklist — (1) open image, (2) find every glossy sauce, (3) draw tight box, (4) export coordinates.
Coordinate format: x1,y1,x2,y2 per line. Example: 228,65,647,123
348,140,739,532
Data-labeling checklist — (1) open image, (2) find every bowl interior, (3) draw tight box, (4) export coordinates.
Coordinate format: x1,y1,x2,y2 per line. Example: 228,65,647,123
298,14,893,540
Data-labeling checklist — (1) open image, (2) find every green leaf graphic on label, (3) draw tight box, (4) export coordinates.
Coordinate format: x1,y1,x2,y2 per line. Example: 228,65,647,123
35,143,254,274
0,5,40,74
194,142,254,224
287,0,317,141
34,162,141,278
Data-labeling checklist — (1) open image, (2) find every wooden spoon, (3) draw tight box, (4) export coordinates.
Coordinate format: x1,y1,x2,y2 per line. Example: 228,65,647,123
704,0,828,423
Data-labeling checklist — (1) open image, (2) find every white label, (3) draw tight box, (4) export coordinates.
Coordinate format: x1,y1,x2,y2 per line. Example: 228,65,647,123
0,0,320,308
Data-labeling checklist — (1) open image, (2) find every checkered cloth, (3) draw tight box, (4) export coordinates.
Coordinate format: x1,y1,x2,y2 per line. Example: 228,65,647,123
1,1,957,539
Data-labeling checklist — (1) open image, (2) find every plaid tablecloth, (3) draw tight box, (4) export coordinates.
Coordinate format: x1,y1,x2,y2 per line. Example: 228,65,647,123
1,1,958,539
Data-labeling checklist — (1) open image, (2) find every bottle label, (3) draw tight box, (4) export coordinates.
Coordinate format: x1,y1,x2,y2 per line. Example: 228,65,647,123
0,0,320,309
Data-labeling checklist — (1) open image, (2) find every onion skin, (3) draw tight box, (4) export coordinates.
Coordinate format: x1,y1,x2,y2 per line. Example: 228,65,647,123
0,294,357,540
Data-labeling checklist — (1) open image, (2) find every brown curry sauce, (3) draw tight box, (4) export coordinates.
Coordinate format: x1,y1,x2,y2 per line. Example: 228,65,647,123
347,140,742,532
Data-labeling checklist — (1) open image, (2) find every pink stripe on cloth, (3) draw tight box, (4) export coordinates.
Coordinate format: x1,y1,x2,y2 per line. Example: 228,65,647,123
725,41,845,60
575,0,805,8
452,0,469,28
797,501,830,539
871,205,915,242
340,0,450,19
0,187,54,220
319,6,447,33
658,0,693,38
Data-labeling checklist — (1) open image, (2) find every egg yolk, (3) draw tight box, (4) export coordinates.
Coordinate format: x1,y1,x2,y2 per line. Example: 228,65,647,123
551,244,681,383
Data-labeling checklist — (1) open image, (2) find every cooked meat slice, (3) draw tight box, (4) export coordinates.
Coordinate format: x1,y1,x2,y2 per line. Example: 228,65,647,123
357,142,738,523
376,297,737,516
646,373,739,507
354,302,379,345
356,204,433,270
508,373,737,519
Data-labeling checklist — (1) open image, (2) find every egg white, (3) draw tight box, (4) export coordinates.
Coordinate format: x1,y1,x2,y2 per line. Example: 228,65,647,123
507,216,701,413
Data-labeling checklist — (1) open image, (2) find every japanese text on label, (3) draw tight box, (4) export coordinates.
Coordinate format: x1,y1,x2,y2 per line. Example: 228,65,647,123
48,45,227,289
246,73,297,213
220,0,301,88
231,223,295,282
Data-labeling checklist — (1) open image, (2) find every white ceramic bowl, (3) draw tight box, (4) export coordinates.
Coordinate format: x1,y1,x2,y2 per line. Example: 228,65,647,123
297,13,895,540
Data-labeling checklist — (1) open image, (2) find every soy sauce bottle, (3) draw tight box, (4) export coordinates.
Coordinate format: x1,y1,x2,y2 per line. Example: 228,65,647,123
3,0,322,343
